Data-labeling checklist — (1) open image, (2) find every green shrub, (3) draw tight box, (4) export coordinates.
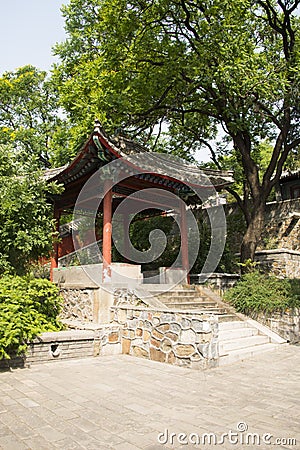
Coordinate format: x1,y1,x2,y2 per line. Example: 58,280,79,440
224,271,300,316
0,275,64,359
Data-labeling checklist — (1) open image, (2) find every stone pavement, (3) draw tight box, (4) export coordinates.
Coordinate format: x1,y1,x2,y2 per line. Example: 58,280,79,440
0,345,299,450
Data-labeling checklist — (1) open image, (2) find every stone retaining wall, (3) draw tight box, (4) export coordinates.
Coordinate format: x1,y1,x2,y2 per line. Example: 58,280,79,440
254,249,300,278
226,198,300,254
264,199,300,251
255,309,300,343
0,326,122,370
1,306,219,371
111,306,219,369
59,286,114,324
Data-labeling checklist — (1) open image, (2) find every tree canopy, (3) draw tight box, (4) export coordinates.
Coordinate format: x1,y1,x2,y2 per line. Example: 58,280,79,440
53,0,300,262
0,65,72,168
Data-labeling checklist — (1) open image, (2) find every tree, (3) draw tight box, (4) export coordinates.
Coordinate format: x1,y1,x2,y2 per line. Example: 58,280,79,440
0,145,60,275
0,65,72,168
53,0,300,264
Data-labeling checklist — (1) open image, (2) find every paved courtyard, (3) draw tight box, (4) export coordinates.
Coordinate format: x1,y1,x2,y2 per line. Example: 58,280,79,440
0,345,299,450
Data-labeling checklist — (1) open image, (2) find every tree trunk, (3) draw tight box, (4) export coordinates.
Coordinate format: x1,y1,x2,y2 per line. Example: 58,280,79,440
240,202,265,271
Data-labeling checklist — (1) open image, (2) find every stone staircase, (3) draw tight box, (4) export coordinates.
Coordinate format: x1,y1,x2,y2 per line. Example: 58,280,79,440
147,284,238,322
147,284,286,365
218,320,281,366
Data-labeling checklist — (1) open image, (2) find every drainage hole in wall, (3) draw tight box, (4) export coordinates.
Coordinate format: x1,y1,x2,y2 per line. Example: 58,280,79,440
50,344,60,358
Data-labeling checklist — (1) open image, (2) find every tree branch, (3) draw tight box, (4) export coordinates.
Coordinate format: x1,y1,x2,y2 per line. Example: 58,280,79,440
179,0,201,42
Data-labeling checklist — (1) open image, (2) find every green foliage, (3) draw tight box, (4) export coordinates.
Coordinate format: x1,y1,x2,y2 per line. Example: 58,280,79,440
224,271,300,316
0,65,72,168
27,261,50,279
53,0,300,262
54,0,300,156
215,242,239,274
191,210,238,274
225,206,247,254
128,210,238,273
208,139,277,202
0,145,59,275
237,258,258,272
0,275,63,359
130,214,179,270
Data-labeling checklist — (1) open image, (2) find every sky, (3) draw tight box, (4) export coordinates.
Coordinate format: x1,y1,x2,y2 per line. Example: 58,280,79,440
0,0,67,75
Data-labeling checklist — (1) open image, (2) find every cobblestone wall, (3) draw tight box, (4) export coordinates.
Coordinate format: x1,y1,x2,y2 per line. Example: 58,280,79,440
111,306,219,369
59,287,143,325
59,288,95,322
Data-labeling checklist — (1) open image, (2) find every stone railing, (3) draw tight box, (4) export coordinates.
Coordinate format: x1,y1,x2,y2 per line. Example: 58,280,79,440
110,305,219,369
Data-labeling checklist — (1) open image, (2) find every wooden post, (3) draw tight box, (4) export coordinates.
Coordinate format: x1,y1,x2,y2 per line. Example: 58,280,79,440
50,207,60,282
180,200,190,284
102,179,113,282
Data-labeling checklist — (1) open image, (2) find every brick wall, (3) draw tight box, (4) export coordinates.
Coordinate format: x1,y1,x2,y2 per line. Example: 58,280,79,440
0,326,122,370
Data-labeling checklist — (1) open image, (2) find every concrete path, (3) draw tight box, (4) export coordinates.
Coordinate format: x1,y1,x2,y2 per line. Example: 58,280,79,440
0,345,299,450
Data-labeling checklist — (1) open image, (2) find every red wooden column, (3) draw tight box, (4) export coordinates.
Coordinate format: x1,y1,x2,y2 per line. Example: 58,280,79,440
50,207,60,282
102,179,113,282
180,200,190,283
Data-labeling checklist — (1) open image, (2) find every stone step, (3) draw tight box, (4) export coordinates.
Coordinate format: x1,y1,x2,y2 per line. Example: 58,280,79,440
218,343,279,366
219,327,259,340
149,288,197,295
165,302,227,311
163,299,217,307
219,335,270,355
218,314,241,323
219,321,247,330
160,296,214,303
154,292,202,299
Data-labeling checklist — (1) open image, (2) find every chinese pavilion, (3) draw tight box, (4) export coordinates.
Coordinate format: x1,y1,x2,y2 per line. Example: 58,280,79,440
45,121,233,285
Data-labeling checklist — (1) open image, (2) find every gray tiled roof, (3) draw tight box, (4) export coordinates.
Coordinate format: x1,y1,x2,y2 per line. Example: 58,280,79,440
280,169,300,181
44,122,233,189
43,164,68,180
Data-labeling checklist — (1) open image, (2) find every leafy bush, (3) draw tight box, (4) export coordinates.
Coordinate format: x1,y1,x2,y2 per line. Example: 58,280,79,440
224,271,300,316
0,145,62,276
0,275,64,359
